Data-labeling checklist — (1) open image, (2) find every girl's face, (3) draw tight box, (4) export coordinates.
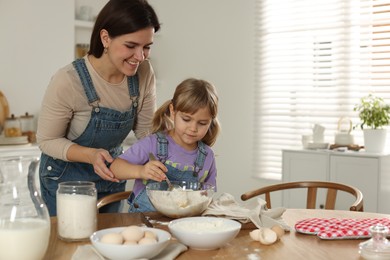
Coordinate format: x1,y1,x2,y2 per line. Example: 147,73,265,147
169,104,212,151
103,27,154,76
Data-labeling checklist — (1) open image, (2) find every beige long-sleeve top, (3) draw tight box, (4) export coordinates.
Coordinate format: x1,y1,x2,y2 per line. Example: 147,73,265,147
37,56,156,161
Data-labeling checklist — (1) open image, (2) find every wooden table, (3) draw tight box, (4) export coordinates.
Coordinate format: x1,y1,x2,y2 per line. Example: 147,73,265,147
43,209,390,260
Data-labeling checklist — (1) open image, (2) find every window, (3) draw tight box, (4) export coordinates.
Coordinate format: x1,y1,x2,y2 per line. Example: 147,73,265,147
254,0,390,180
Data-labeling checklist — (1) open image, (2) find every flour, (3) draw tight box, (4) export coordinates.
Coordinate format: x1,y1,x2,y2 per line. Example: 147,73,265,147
147,189,212,217
171,219,237,233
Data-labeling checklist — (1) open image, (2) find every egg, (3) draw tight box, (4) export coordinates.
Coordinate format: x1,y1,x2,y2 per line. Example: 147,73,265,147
123,240,138,245
122,225,145,242
249,228,278,245
138,237,158,245
100,232,123,245
144,230,157,240
249,229,261,241
258,228,277,245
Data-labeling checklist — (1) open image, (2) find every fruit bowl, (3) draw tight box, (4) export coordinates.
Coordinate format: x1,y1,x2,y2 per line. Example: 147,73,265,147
146,181,214,218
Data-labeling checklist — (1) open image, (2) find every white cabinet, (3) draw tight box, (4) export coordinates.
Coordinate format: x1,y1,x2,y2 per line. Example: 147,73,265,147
282,149,390,213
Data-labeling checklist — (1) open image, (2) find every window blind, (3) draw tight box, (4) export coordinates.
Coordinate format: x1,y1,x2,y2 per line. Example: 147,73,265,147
254,0,390,180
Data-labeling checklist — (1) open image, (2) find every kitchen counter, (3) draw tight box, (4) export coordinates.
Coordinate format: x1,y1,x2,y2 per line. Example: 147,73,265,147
0,143,40,157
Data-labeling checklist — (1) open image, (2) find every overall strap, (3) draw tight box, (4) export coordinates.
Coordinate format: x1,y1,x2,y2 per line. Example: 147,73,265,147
72,59,100,106
127,75,140,109
156,132,168,163
193,141,208,176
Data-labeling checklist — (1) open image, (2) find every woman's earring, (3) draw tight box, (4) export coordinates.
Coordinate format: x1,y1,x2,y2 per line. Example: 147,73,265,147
104,46,108,54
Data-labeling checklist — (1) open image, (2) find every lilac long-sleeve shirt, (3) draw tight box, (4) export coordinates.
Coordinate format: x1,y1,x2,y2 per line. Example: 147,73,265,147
119,133,217,197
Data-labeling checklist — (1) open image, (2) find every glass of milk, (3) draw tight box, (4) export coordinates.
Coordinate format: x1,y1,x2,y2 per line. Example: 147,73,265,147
57,181,97,241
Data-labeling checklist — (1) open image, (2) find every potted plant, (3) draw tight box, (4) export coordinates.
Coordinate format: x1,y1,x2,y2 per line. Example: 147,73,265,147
353,94,390,153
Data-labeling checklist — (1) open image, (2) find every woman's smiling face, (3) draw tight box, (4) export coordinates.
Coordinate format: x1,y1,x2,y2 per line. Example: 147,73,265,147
104,27,155,76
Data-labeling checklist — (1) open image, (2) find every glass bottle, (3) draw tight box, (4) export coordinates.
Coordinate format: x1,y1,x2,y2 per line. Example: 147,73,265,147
57,181,97,241
359,224,390,259
4,114,22,137
20,112,36,143
0,156,50,260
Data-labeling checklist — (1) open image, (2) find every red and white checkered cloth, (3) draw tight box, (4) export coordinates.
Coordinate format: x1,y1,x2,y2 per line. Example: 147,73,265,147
295,218,390,240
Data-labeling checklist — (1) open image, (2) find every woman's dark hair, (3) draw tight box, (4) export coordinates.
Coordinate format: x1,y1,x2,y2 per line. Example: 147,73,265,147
89,0,160,57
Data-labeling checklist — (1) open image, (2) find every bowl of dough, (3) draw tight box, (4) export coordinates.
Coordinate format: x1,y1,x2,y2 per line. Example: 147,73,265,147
146,181,215,218
90,225,171,260
168,216,241,250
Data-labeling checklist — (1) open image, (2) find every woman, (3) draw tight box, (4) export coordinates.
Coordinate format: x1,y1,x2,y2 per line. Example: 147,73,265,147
37,0,160,216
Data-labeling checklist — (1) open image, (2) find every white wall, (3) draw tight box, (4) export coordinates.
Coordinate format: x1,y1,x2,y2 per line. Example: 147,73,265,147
148,0,269,199
0,1,73,118
1,0,274,203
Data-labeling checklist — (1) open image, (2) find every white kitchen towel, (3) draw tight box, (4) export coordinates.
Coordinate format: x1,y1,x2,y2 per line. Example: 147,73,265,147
202,193,290,231
72,241,188,260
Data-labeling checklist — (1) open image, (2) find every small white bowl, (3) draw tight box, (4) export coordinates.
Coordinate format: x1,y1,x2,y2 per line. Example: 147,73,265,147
168,216,241,250
90,226,171,260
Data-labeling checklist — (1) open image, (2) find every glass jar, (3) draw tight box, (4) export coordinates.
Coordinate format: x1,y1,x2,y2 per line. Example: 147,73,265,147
4,114,22,137
0,156,50,260
56,181,97,241
359,224,390,259
20,112,36,143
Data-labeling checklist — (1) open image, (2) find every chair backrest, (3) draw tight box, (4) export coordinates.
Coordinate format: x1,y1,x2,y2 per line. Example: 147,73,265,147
240,181,364,211
97,191,132,209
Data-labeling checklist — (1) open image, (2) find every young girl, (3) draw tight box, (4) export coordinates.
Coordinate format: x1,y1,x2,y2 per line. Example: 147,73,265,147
110,78,220,212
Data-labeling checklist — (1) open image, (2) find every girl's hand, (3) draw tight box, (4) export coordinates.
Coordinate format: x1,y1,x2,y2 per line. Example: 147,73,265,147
141,160,168,182
90,148,120,182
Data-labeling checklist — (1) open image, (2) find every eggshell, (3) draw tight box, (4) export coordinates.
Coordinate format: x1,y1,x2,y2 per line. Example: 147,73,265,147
100,232,124,245
271,225,285,239
122,225,144,242
138,237,158,245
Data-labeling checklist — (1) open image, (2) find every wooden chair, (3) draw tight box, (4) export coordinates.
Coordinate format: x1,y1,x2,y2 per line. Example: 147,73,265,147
97,191,132,209
241,181,364,211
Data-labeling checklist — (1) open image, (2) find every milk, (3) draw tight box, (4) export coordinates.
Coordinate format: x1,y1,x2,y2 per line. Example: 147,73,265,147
57,193,97,240
0,218,50,260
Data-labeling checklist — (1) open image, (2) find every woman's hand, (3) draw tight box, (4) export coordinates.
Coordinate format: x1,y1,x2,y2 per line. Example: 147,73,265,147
140,160,168,182
90,148,120,182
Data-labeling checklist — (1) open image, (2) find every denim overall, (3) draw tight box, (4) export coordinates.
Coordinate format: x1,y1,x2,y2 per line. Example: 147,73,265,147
128,132,208,212
40,58,139,216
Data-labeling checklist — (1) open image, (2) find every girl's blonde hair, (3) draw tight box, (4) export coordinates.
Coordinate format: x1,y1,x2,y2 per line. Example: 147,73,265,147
151,78,220,146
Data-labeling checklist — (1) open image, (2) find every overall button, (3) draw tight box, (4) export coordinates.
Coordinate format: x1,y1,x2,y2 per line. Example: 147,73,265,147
47,166,52,171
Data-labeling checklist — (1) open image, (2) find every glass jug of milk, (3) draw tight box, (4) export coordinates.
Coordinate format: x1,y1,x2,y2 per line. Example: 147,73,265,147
0,156,50,260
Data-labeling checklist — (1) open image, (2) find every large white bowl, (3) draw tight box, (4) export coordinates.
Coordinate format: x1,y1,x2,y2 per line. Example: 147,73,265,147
168,216,241,250
90,226,171,260
146,181,214,218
